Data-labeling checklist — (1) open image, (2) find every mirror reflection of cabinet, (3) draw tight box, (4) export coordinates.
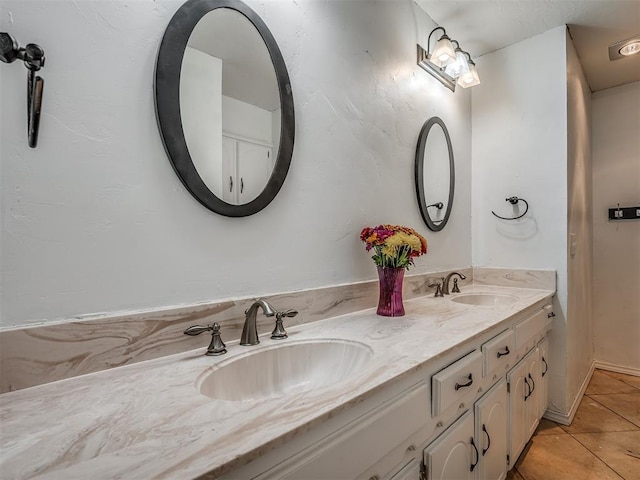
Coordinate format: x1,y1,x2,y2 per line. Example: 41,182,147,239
222,137,273,204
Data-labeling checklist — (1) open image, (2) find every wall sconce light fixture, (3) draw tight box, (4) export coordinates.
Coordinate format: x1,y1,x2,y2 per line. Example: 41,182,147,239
417,27,480,92
0,32,46,148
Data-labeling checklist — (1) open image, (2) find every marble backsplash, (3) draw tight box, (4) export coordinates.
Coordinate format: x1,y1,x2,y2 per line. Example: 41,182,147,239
0,267,554,393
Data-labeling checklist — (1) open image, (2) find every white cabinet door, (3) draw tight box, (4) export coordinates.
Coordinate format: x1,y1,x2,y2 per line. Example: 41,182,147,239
507,354,529,464
525,348,540,439
475,379,508,480
423,410,475,480
538,338,549,420
237,141,273,204
508,347,541,465
221,137,273,204
221,136,237,203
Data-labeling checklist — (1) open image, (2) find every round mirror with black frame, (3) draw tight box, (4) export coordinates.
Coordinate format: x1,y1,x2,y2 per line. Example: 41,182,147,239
155,0,295,217
414,117,455,232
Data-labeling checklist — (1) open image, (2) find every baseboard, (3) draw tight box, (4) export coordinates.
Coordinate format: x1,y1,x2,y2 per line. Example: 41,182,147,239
543,361,596,426
593,361,640,377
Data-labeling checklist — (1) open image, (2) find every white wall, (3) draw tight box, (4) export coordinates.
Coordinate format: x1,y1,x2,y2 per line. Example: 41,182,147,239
0,0,472,327
471,26,570,413
566,30,594,405
592,81,640,372
222,95,273,143
181,47,224,194
272,108,282,155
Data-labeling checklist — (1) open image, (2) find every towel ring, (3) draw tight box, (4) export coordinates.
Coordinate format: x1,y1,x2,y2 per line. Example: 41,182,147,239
492,196,529,220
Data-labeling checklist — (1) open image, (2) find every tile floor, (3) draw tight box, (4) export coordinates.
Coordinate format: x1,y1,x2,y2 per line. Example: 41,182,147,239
508,369,640,480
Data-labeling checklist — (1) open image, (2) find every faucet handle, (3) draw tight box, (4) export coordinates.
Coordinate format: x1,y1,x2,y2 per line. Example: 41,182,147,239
271,310,298,340
184,323,227,356
206,323,227,356
184,324,213,336
428,282,444,297
452,278,461,293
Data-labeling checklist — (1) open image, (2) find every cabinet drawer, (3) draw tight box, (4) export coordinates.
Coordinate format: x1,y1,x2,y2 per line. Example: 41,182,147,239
482,329,515,377
514,307,548,352
432,350,483,417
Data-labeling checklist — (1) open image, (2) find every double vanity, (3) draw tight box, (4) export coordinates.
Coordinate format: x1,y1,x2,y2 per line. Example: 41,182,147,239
0,280,554,480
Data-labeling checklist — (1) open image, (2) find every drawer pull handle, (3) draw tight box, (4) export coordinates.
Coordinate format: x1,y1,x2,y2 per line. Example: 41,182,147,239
548,311,556,318
524,376,531,401
455,373,474,390
470,437,479,472
542,356,548,377
482,424,491,455
497,346,510,358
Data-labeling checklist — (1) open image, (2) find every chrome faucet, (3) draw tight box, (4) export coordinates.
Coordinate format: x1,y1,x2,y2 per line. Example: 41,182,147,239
240,299,276,346
442,271,466,295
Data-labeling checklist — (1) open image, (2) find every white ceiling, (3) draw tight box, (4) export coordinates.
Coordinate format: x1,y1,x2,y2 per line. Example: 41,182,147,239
415,0,640,91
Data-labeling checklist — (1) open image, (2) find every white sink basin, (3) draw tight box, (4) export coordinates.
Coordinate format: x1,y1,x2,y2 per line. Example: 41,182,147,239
450,293,518,306
197,339,373,401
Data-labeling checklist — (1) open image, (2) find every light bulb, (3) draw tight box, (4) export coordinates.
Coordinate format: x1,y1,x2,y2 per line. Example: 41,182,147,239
430,35,456,68
620,41,640,56
445,49,470,79
457,62,480,88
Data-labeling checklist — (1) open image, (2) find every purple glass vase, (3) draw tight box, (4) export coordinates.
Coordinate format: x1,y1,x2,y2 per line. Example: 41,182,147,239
376,266,405,317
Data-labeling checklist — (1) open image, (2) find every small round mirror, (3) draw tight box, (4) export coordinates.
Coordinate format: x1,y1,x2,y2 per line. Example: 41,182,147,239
415,117,455,231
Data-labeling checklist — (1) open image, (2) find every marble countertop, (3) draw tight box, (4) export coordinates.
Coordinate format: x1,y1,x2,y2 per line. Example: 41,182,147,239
0,285,553,479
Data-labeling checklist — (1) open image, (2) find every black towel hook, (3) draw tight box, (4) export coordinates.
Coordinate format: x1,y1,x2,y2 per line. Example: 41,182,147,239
492,196,529,220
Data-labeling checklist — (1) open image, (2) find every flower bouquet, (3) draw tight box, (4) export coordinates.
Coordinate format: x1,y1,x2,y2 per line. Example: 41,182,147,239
360,225,427,316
